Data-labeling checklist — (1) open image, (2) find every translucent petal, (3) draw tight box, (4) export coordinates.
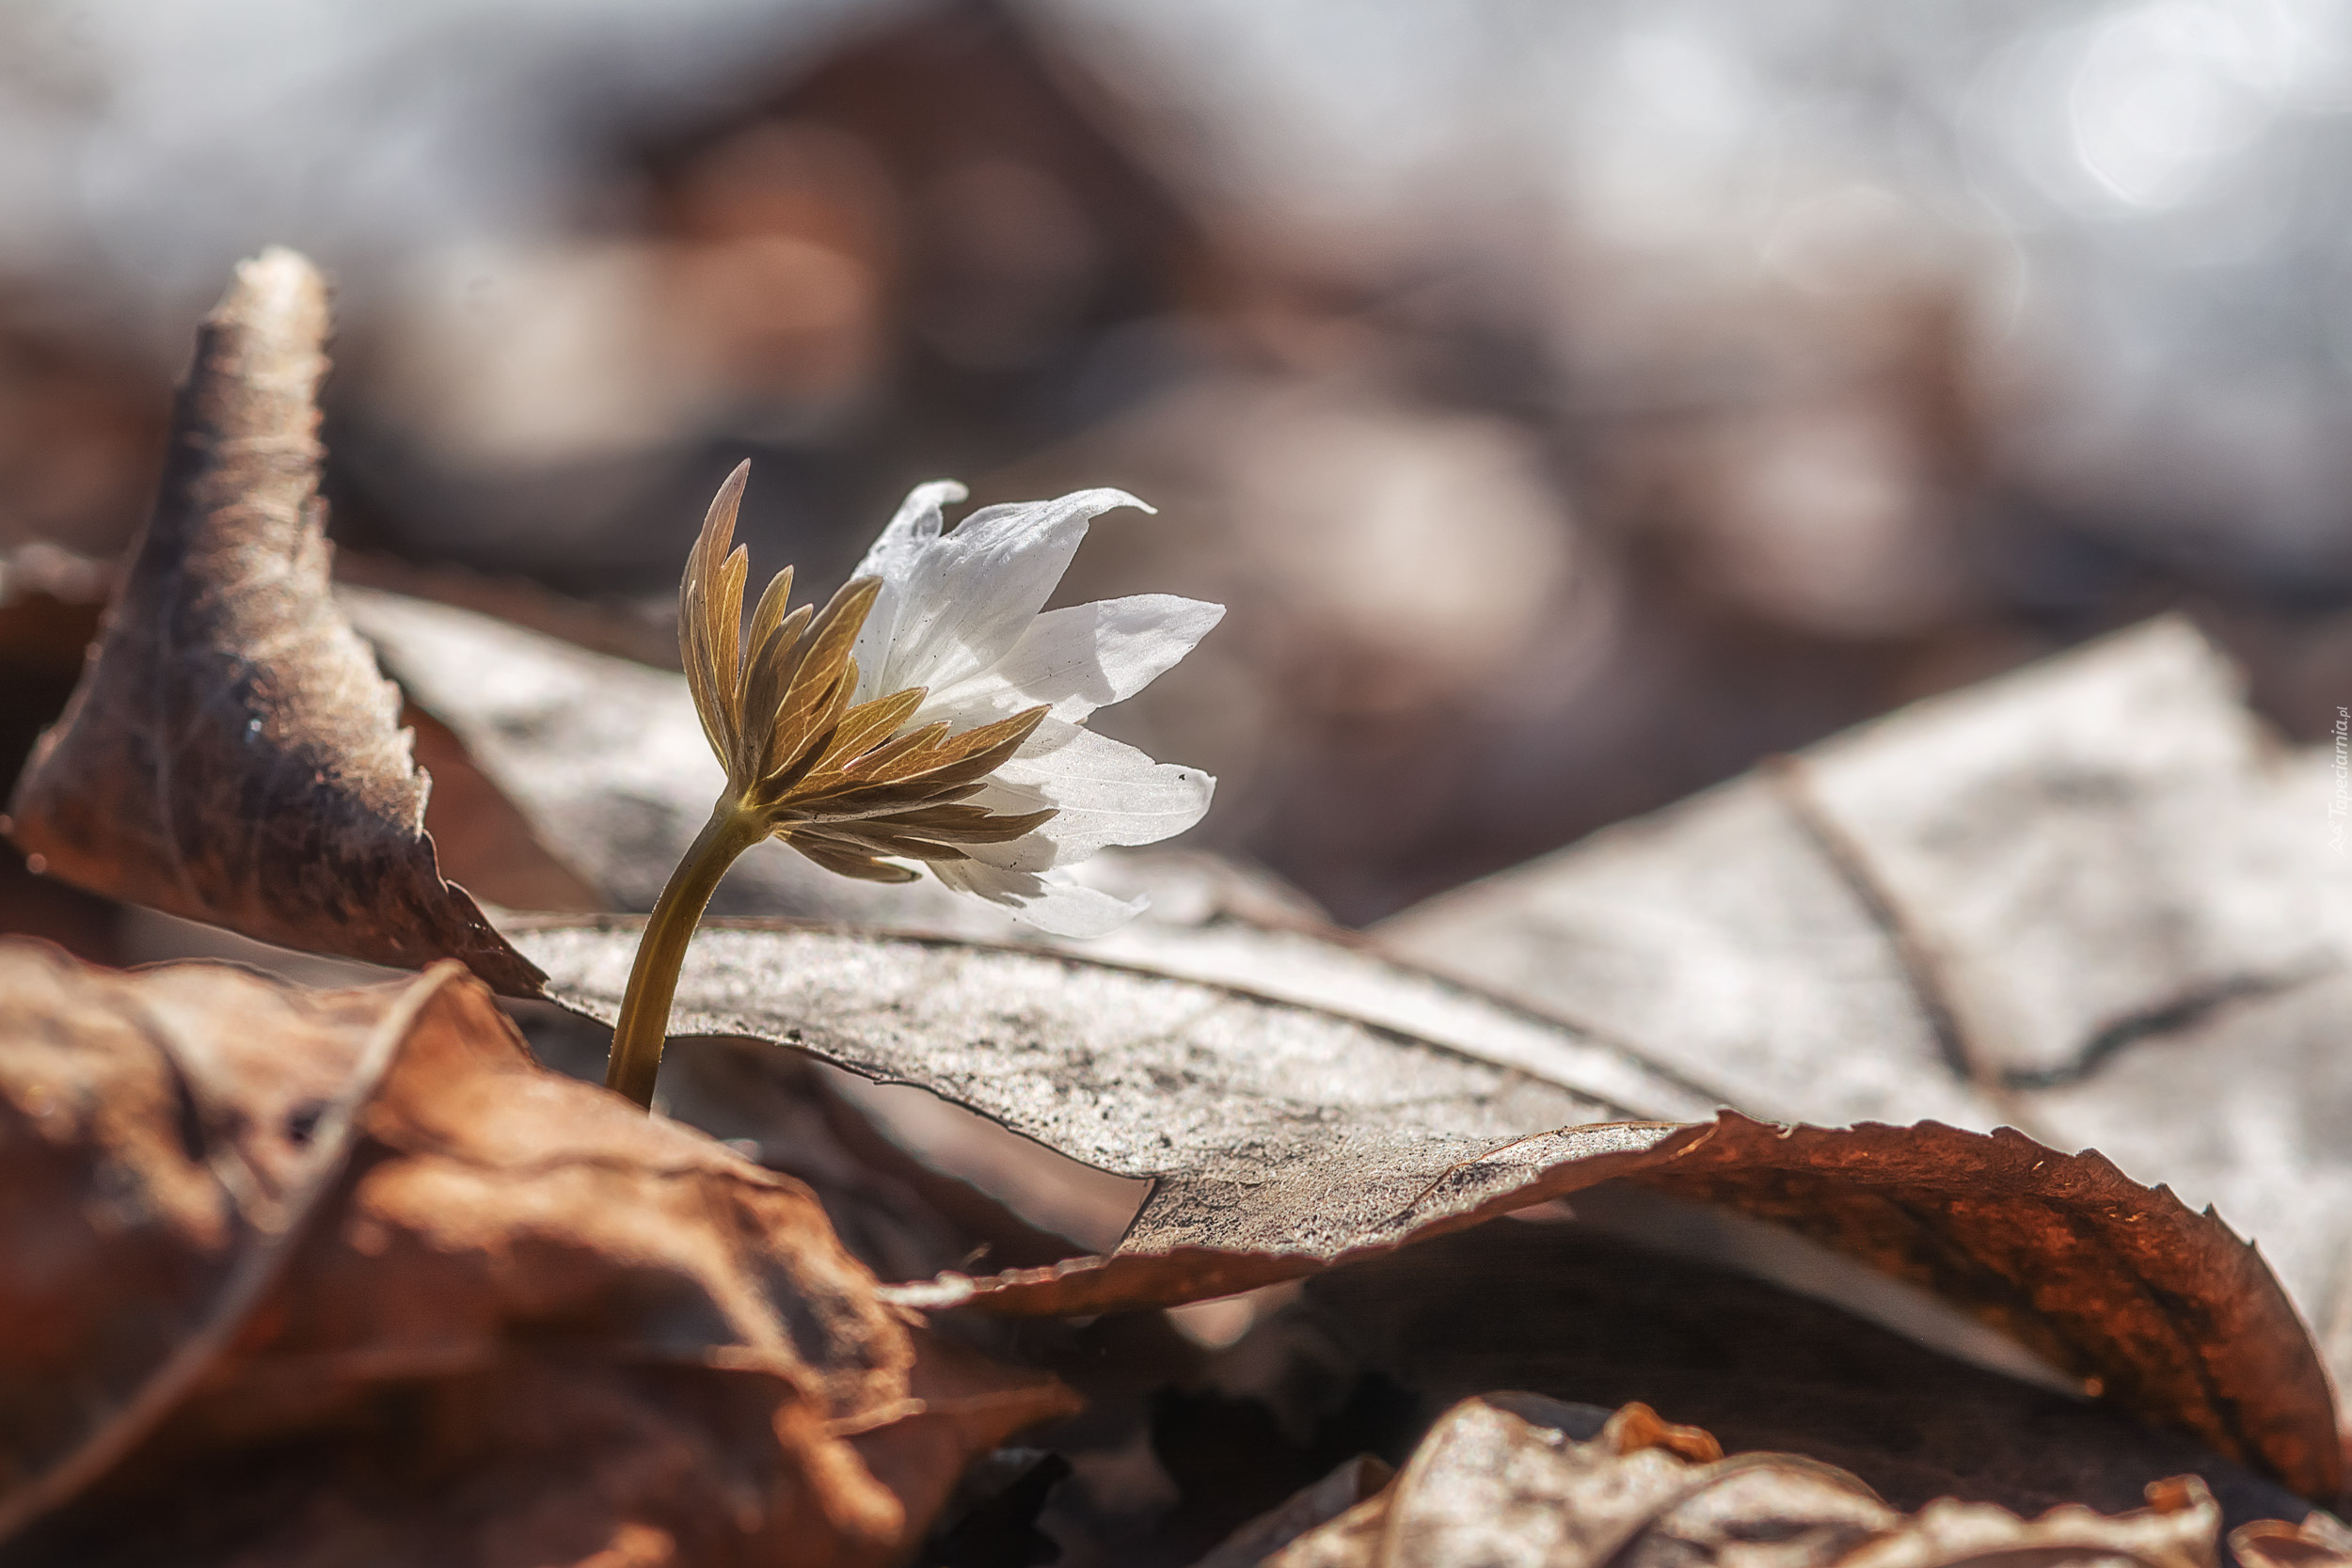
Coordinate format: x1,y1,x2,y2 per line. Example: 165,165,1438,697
855,479,964,580
850,480,965,700
930,860,1149,938
866,489,1152,700
925,594,1225,725
961,721,1215,870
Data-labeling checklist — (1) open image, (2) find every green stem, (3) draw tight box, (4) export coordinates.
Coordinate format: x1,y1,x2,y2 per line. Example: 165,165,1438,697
605,803,764,1109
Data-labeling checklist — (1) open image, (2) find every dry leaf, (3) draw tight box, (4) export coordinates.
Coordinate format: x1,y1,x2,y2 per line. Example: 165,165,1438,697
508,915,1676,1297
1614,1118,2338,1501
610,1024,1083,1288
0,940,1071,1564
1376,620,2352,1390
3,248,540,993
1266,1394,2227,1568
510,918,2339,1497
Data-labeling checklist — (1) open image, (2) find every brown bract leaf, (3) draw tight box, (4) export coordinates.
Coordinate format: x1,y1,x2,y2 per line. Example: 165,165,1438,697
0,940,1071,1565
1267,1395,2226,1568
338,583,986,925
3,248,539,993
675,462,1057,882
509,919,2338,1497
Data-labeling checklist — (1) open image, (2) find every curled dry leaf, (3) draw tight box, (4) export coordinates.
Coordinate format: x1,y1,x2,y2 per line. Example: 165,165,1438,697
511,919,2340,1498
0,940,1071,1565
3,248,539,993
1263,1394,2226,1568
1377,619,2352,1390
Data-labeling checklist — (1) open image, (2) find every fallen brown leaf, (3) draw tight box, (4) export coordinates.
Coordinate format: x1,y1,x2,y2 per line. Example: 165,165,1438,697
509,918,2340,1498
0,940,1071,1564
345,552,2345,1500
1618,1118,2339,1503
4,248,539,992
1375,620,2352,1395
508,915,1677,1300
1263,1395,2226,1568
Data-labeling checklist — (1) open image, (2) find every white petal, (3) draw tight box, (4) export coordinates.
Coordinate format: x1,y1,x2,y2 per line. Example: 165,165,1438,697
850,480,964,700
875,489,1152,697
929,594,1224,723
972,721,1215,868
854,479,964,582
931,860,1147,938
952,821,1058,873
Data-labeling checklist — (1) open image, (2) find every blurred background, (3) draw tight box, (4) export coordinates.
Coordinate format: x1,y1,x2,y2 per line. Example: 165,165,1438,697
3,0,2349,922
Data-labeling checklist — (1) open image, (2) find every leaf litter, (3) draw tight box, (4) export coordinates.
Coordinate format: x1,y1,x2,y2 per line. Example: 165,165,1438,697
0,940,1069,1564
4,245,2350,1560
335,515,2352,1494
317,559,2351,1501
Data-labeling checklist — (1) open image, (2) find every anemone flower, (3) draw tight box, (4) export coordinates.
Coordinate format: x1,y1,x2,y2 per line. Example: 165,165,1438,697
606,462,1222,1106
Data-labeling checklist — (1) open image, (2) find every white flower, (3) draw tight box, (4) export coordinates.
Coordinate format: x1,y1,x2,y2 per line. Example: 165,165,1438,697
613,466,1223,1107
676,464,1222,939
842,480,1224,936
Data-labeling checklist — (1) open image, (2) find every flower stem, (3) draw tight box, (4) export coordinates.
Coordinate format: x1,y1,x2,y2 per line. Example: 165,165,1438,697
605,803,764,1109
